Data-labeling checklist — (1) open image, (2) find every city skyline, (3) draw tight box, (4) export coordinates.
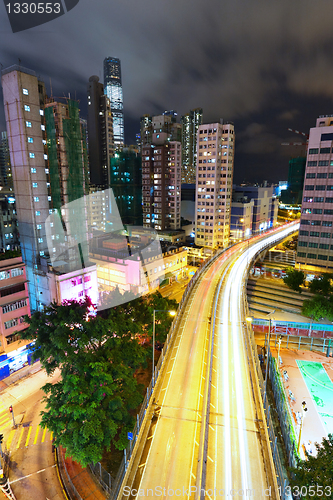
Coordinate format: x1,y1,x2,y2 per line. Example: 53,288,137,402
1,1,333,183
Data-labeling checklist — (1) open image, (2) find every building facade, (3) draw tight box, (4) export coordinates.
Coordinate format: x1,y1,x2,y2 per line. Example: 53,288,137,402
195,122,235,248
2,65,94,311
103,57,124,147
87,75,114,187
181,108,203,184
110,147,143,226
0,132,13,190
230,199,254,241
140,113,181,147
233,185,275,234
280,156,306,205
296,115,333,272
142,136,181,231
0,255,30,352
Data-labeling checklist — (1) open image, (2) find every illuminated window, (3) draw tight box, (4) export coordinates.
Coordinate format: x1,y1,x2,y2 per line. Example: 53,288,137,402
22,88,29,95
24,105,30,112
26,121,32,128
28,137,34,143
29,153,35,158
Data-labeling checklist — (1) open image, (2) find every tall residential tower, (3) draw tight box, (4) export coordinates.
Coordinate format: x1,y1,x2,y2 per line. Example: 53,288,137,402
87,75,114,187
181,108,203,184
296,115,333,272
104,57,124,147
195,122,235,248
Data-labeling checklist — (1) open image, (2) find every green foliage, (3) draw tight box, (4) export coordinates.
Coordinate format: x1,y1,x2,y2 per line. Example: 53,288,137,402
283,267,305,293
20,291,178,467
302,295,333,321
290,434,333,499
309,274,333,297
20,298,146,466
0,249,21,261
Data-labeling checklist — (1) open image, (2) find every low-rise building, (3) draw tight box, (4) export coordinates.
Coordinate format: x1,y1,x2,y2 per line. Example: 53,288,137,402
0,255,30,353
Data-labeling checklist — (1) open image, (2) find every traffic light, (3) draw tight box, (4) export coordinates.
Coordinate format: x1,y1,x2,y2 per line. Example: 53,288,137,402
9,405,12,413
0,435,3,444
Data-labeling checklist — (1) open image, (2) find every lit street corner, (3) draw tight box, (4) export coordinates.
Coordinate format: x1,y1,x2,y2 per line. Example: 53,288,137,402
0,367,65,500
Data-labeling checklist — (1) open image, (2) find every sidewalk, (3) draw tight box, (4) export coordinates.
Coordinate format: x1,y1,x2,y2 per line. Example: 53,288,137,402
0,360,43,392
58,446,107,500
0,361,108,500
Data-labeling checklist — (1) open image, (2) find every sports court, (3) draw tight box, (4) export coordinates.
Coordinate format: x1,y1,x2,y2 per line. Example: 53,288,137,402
296,360,333,436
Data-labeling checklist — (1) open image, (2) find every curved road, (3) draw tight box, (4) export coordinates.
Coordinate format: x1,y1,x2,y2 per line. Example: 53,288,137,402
119,223,298,500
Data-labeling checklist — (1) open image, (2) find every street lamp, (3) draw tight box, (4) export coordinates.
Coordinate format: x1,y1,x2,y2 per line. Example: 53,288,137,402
152,309,176,387
263,310,275,408
277,335,282,366
297,400,308,454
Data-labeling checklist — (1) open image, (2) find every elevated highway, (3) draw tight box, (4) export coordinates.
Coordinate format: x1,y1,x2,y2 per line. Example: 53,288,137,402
117,223,299,500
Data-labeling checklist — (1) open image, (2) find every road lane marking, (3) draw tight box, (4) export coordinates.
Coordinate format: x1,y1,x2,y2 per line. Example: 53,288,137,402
50,431,53,441
9,464,56,484
0,421,12,432
17,427,24,449
0,416,9,426
41,427,47,443
6,429,15,449
33,426,40,445
25,426,32,447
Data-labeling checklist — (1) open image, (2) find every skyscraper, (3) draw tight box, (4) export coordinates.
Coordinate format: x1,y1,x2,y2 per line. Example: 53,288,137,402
0,131,13,190
87,75,114,187
181,108,203,184
195,122,235,248
2,65,94,310
104,57,124,147
142,134,181,231
140,113,181,147
110,148,143,226
296,115,333,272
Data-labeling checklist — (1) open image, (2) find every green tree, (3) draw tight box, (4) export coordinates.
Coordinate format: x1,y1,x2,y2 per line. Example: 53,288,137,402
309,274,333,297
302,295,333,321
20,298,146,466
283,267,305,293
290,434,333,499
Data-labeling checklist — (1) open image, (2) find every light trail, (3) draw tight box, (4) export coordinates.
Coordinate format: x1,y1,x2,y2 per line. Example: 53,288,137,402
117,222,299,500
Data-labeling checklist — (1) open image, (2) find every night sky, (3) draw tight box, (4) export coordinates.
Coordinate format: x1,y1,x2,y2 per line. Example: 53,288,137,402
1,0,333,184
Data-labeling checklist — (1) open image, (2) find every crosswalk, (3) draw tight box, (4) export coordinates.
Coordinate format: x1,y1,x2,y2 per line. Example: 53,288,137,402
0,403,53,452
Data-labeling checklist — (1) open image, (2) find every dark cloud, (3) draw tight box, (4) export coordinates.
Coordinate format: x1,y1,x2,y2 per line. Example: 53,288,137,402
1,0,333,182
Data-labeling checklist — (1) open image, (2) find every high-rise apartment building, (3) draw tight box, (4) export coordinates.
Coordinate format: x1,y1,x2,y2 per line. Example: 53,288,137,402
2,65,94,311
142,135,181,231
280,156,306,205
110,148,143,226
140,113,181,147
0,132,13,190
296,115,333,272
87,75,114,187
195,122,235,248
104,57,124,147
181,108,203,184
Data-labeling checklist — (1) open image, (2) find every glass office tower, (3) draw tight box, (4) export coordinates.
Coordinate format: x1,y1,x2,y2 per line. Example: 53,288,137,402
104,57,124,147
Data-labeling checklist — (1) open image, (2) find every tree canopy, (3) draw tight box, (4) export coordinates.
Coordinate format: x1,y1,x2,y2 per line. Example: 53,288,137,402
20,291,178,466
283,267,305,293
309,274,333,297
290,434,333,499
302,295,333,321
